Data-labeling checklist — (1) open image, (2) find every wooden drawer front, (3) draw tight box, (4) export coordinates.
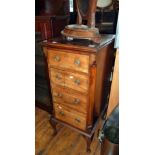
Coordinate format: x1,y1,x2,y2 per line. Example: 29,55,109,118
54,103,86,130
48,50,90,73
52,86,88,114
65,72,89,93
50,68,65,87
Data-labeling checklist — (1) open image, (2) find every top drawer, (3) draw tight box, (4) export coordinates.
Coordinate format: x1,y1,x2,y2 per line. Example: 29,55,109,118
48,50,89,74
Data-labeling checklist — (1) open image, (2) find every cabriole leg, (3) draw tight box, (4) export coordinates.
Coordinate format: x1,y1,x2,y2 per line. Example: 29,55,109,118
50,117,57,136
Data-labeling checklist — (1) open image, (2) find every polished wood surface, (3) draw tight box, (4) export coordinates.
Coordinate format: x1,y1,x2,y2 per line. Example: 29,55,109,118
107,49,119,118
61,25,101,43
61,0,101,42
50,68,89,94
87,63,97,126
65,71,89,93
52,86,88,114
42,35,114,152
54,103,87,130
48,49,90,74
94,43,114,116
50,68,65,87
42,35,115,54
35,107,102,155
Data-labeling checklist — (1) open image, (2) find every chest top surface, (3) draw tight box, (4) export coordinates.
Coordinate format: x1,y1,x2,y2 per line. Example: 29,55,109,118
42,34,115,53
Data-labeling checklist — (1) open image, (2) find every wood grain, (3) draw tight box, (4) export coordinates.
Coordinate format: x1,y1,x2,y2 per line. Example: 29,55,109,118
50,68,89,94
48,49,90,74
54,103,87,130
35,107,62,155
41,36,114,151
35,107,101,155
65,71,89,94
52,86,88,114
107,49,119,118
50,68,65,87
87,63,96,127
94,43,114,116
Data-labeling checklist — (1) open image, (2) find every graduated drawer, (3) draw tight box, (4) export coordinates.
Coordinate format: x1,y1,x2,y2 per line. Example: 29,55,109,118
54,103,86,130
48,50,89,74
50,68,89,94
49,68,65,87
65,71,89,94
52,86,88,114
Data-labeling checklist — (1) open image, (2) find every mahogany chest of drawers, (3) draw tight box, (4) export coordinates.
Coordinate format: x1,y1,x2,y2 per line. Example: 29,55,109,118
42,35,115,152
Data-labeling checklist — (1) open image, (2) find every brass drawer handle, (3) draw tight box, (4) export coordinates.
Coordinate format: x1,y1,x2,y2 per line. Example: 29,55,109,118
73,98,80,104
74,59,81,66
54,92,63,98
75,118,81,123
74,79,80,85
55,74,61,80
53,55,61,62
59,111,65,116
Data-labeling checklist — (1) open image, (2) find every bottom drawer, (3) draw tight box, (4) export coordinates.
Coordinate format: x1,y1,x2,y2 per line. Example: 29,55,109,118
54,103,87,131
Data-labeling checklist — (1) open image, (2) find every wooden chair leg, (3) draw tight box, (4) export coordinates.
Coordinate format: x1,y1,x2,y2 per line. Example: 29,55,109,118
50,117,57,135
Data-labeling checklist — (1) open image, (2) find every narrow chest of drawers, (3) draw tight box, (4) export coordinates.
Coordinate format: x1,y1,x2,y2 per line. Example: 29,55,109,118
42,35,115,152
47,48,92,131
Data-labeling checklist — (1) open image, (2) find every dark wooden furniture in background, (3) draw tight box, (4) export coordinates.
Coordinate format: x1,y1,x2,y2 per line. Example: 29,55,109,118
35,32,52,113
42,35,115,152
35,16,69,40
35,0,70,113
36,0,70,16
35,0,70,40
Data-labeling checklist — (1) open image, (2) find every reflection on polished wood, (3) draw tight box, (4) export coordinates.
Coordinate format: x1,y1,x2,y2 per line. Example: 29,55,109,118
42,35,114,152
35,107,102,155
107,49,119,118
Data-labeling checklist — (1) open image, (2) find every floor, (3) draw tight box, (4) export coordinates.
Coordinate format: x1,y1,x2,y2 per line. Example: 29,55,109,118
35,107,103,155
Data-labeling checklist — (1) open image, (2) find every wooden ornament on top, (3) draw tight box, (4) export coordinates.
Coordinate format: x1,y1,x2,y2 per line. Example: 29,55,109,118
61,0,101,43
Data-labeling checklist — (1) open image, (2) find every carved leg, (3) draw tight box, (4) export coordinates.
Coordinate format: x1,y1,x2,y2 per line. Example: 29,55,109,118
50,117,57,136
83,133,95,153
